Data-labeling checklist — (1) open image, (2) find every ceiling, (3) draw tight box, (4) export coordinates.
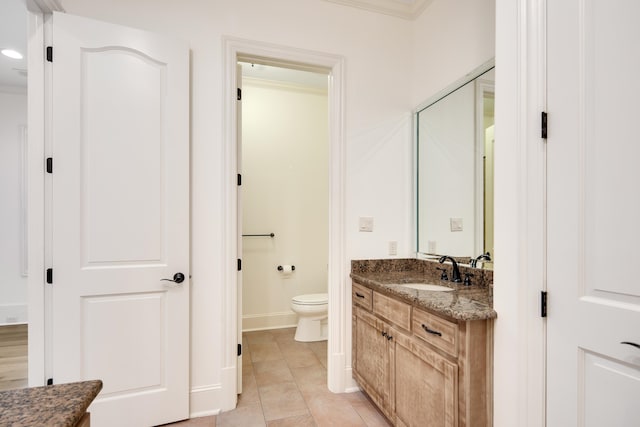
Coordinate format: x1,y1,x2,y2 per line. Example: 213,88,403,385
0,0,27,90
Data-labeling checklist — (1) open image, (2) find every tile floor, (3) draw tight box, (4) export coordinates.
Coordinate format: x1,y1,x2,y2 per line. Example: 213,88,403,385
168,328,391,427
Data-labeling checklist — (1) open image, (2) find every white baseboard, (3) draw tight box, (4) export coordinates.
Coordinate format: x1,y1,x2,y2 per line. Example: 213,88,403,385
242,311,297,332
219,366,238,412
189,384,222,418
343,366,359,391
0,304,27,325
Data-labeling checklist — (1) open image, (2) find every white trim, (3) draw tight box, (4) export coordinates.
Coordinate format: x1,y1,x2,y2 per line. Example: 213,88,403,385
26,7,46,388
241,312,297,332
20,125,29,277
414,59,495,114
0,304,28,325
474,80,494,257
189,384,222,418
322,0,433,20
494,0,546,426
221,37,346,408
29,0,64,13
26,0,63,388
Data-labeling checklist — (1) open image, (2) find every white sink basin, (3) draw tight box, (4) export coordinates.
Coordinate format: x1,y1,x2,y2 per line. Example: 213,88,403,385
397,283,453,292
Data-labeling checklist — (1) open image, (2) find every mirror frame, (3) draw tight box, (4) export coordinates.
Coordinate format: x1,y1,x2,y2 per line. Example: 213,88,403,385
413,58,495,263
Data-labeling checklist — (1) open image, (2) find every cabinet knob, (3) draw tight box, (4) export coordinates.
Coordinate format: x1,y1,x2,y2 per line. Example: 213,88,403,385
381,331,387,338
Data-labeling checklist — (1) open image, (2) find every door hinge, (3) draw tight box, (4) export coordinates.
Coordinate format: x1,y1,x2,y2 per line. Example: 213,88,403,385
540,291,548,317
46,46,53,62
237,343,242,356
237,259,242,271
237,174,242,186
541,111,548,139
46,268,53,284
237,88,242,101
47,378,53,385
46,157,53,173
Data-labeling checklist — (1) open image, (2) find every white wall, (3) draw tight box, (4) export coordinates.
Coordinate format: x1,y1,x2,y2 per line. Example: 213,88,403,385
0,91,28,324
60,0,414,415
411,0,496,107
241,77,328,331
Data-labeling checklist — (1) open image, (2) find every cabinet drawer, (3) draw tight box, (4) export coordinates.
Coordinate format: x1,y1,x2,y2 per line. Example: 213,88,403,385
352,282,373,310
373,292,411,331
413,308,458,357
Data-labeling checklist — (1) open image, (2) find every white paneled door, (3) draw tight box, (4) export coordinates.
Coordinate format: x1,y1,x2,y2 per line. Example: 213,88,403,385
547,0,640,425
50,12,189,427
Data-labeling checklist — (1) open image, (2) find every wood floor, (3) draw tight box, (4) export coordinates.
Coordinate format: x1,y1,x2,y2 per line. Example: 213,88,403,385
0,324,28,391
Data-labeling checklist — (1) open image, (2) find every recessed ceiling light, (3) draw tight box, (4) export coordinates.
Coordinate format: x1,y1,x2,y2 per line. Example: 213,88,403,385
1,49,23,60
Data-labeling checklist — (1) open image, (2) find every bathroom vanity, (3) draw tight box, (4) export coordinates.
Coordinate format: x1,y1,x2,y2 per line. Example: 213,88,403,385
351,259,495,427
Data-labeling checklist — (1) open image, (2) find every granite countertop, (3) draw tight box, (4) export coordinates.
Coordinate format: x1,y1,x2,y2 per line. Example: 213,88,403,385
351,259,497,321
0,380,103,427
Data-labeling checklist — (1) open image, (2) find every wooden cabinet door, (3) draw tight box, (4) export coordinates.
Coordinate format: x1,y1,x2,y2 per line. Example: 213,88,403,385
353,306,391,414
393,332,458,427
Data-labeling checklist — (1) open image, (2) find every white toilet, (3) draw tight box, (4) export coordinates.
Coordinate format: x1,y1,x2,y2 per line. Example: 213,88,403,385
291,293,328,342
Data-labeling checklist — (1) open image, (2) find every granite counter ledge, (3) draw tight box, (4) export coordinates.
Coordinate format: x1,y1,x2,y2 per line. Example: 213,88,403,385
0,380,102,427
351,271,497,321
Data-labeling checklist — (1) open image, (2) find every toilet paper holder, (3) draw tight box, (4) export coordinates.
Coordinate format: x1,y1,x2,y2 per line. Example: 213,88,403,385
277,265,296,271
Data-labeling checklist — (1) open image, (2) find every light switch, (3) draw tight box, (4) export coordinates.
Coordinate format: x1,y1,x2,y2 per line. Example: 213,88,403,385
450,217,463,232
359,216,374,232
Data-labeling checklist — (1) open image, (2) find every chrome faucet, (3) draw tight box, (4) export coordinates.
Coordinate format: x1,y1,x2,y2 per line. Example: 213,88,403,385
470,252,492,268
438,255,462,283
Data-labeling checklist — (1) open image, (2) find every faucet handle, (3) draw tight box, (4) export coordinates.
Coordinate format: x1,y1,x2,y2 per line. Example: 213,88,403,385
463,272,474,286
436,267,448,281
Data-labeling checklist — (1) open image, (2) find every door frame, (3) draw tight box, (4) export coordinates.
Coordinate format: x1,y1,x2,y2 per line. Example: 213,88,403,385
26,0,64,387
220,36,347,410
494,0,546,425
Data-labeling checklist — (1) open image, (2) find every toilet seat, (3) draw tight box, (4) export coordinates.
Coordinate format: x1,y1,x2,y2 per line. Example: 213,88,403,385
291,293,328,305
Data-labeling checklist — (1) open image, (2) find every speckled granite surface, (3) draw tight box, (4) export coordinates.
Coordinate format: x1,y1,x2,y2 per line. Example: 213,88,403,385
351,259,496,321
0,380,102,427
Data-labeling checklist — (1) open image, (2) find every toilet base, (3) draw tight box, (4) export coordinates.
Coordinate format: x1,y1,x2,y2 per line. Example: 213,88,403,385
294,316,328,342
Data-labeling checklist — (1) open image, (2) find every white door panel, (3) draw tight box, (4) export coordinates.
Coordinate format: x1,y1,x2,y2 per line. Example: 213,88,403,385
584,351,640,427
547,0,640,425
50,12,189,427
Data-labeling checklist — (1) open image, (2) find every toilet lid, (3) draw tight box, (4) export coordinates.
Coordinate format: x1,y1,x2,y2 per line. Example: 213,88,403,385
292,293,328,305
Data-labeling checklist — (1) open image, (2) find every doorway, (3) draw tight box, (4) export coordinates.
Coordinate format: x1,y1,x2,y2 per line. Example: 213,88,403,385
239,61,329,334
0,0,29,391
238,60,329,396
221,38,347,408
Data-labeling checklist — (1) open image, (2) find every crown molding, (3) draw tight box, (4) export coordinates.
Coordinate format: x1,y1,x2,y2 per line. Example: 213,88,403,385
322,0,433,20
27,0,64,13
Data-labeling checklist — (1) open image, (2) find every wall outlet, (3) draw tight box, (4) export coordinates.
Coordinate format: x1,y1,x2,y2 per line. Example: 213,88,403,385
450,217,463,232
388,241,398,256
359,216,374,232
5,316,18,324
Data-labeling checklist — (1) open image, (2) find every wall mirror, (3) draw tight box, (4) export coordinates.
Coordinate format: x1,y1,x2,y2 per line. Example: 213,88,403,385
416,60,494,268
